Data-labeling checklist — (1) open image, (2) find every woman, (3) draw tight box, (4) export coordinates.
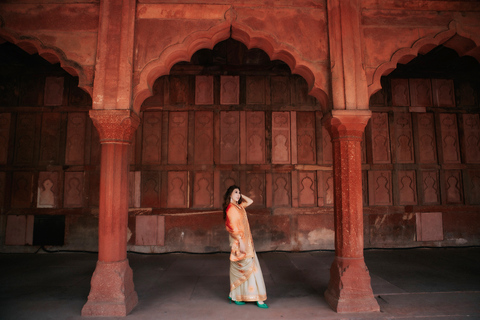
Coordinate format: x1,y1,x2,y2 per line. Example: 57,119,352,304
223,185,268,308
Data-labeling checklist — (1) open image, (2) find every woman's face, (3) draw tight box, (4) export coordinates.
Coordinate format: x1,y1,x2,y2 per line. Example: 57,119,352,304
231,188,241,203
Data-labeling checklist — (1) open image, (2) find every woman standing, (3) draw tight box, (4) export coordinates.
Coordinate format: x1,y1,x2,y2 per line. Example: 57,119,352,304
223,185,268,308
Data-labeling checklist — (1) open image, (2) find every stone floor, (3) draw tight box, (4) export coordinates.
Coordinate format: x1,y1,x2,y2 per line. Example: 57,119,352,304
1,247,479,320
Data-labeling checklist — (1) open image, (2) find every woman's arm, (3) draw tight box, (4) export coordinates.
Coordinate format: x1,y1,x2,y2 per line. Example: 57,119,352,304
240,194,253,208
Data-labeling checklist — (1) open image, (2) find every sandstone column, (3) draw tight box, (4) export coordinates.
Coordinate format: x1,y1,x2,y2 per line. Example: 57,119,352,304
82,110,139,316
323,110,379,313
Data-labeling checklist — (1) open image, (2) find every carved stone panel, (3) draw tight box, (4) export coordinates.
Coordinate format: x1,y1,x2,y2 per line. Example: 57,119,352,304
65,112,86,165
371,112,391,164
432,79,455,107
14,113,36,165
0,172,5,208
246,111,265,164
439,113,460,163
37,171,59,208
193,171,213,208
410,79,432,107
272,112,291,164
169,76,188,105
11,172,33,208
141,171,160,208
272,173,291,207
64,172,84,208
391,78,410,107
322,126,332,164
220,76,239,105
245,172,265,208
167,171,188,208
221,171,239,193
421,170,440,205
466,170,480,205
39,113,61,165
417,113,437,163
168,112,188,164
398,170,417,205
394,112,414,163
195,76,214,105
444,170,463,204
463,114,480,163
271,76,290,105
368,171,392,206
297,112,316,164
246,76,266,105
298,171,316,207
194,111,214,164
220,111,239,164
142,112,162,165
457,81,476,107
0,113,11,164
317,170,334,207
44,76,64,106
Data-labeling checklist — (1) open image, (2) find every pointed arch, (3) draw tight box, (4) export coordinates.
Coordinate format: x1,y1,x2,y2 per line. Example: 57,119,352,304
133,18,329,113
0,29,92,97
368,21,480,97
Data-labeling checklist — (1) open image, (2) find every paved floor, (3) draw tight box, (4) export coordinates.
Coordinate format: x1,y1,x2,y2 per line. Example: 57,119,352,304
1,247,479,320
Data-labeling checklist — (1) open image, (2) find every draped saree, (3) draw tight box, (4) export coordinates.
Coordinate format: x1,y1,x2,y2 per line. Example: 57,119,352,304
225,202,267,302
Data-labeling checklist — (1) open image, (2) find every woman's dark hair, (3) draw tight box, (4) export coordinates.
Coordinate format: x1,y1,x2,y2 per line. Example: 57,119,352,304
222,185,244,220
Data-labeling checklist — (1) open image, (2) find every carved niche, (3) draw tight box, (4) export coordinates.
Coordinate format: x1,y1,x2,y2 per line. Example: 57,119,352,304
439,113,460,163
391,79,410,106
221,171,239,193
64,172,84,208
169,76,188,105
220,76,239,105
322,126,332,164
368,171,393,206
44,76,64,106
457,81,476,107
0,113,10,164
246,111,265,164
466,170,480,205
194,111,214,164
167,171,188,208
421,170,440,205
444,170,463,204
317,170,334,207
297,112,316,164
39,113,61,165
271,76,290,105
394,112,414,163
416,113,437,163
37,171,59,208
142,112,162,165
193,171,213,208
246,76,266,105
141,171,161,208
463,114,480,163
398,170,417,205
410,79,432,107
168,112,188,164
11,171,33,208
272,173,291,207
220,111,240,164
65,113,86,165
14,113,36,165
245,172,265,208
298,171,316,207
371,112,391,164
195,76,214,105
432,79,455,107
272,112,291,164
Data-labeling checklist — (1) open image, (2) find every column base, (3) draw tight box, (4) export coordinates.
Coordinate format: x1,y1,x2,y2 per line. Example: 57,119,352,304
82,259,138,317
324,256,380,313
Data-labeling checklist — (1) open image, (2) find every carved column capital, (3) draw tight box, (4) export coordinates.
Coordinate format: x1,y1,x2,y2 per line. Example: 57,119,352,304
323,110,371,140
89,110,140,144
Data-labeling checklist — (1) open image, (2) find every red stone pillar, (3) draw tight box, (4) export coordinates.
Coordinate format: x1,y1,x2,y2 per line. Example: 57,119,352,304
82,110,140,317
323,110,380,313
